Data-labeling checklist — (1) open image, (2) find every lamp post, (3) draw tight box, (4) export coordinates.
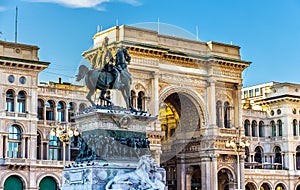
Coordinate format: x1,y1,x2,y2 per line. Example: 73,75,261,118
50,123,79,166
226,137,250,190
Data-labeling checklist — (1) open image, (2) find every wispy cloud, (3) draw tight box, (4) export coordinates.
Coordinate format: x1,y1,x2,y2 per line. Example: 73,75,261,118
25,0,141,9
0,6,7,12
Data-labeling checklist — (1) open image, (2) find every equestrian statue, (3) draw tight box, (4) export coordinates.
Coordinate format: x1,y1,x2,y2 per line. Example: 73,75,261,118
76,37,133,109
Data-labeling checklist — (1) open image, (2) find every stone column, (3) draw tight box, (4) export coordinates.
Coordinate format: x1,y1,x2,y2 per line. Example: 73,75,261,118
43,103,47,123
201,157,211,190
21,137,26,158
40,140,44,160
294,154,296,170
220,105,224,128
237,84,242,129
65,108,69,122
240,155,246,189
176,160,186,190
14,94,18,113
46,142,49,160
211,154,219,190
186,166,194,190
0,134,3,158
4,135,8,157
207,78,216,127
152,72,159,116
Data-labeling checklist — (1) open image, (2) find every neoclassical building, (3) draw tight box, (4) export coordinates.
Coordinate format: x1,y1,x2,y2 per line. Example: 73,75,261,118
0,25,299,190
242,82,300,190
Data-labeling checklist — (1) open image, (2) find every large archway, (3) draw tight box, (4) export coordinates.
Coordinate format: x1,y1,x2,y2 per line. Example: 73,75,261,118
159,92,204,163
159,91,205,190
217,168,233,190
39,176,58,190
245,182,257,190
4,175,24,190
260,183,271,190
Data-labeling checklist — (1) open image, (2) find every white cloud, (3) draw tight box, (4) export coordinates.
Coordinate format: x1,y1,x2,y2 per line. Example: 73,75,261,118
0,6,7,12
25,0,141,9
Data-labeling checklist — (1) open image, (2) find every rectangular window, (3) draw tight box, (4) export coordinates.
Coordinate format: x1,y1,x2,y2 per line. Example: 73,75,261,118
49,148,61,160
17,102,25,113
243,91,248,99
57,112,65,122
255,88,260,96
249,89,254,97
6,102,14,112
8,142,21,158
46,111,54,120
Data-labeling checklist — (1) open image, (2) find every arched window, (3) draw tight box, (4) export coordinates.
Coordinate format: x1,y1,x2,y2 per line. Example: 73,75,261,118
277,120,283,136
39,176,57,190
274,146,282,164
254,146,263,163
224,101,231,128
8,125,22,158
57,101,65,122
251,120,257,137
296,146,300,170
275,183,285,190
17,91,26,113
137,91,145,111
131,90,136,109
245,147,250,162
68,102,76,122
38,99,44,120
6,90,15,112
49,135,61,160
293,119,298,136
4,175,24,190
260,183,271,190
216,101,222,128
46,100,55,121
37,132,42,160
259,121,264,137
244,120,250,136
271,120,276,137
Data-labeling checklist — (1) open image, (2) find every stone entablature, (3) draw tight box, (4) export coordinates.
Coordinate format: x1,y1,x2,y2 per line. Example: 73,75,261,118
0,40,40,61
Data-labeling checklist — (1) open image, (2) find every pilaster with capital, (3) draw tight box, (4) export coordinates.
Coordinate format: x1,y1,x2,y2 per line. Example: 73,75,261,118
236,84,243,129
207,78,216,127
0,134,3,158
210,153,219,190
239,154,246,188
152,72,159,116
201,157,211,190
176,159,186,190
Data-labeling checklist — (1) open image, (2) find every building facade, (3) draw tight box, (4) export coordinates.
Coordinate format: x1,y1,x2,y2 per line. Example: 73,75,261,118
242,82,300,190
0,25,299,190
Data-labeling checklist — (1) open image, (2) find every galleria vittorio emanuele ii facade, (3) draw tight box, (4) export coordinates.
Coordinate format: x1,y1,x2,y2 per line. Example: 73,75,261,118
0,25,300,190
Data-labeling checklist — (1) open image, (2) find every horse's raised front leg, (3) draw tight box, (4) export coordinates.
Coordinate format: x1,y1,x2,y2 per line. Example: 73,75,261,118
86,89,96,107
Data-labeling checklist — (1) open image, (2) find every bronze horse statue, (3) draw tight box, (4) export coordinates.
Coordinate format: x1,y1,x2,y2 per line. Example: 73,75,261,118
76,47,132,109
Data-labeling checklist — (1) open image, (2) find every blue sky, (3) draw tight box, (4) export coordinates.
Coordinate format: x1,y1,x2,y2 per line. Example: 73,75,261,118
1,0,300,87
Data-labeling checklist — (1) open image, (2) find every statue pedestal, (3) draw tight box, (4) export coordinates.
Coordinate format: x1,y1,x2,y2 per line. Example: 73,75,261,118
61,106,166,190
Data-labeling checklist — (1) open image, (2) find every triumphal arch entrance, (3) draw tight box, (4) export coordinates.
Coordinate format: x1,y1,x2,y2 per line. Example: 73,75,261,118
82,24,250,190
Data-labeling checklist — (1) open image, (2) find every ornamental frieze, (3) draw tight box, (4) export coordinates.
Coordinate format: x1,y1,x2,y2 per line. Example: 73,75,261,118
160,73,206,86
213,67,241,78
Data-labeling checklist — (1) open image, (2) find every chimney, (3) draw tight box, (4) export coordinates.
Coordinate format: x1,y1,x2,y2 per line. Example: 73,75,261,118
58,77,62,84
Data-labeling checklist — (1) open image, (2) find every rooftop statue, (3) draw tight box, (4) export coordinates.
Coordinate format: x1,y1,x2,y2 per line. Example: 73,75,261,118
76,37,133,109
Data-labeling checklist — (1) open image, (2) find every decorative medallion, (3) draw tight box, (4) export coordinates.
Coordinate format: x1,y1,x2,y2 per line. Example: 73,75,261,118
8,75,15,83
19,76,26,84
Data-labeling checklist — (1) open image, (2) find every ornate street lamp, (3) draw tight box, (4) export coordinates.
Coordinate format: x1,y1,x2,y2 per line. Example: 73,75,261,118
50,123,79,166
226,137,250,190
